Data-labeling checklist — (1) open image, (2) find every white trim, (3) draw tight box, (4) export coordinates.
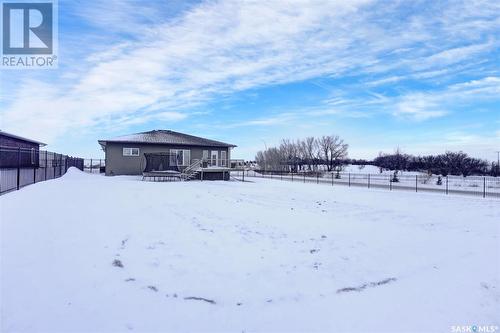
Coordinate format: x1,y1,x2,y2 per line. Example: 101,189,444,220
170,149,191,166
123,147,140,156
211,150,218,167
221,151,227,167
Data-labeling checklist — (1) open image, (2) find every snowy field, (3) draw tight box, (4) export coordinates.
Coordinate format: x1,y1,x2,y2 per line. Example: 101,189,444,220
245,167,500,196
1,168,499,333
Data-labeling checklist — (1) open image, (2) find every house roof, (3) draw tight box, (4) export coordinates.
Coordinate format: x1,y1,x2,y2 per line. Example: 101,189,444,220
0,130,47,146
98,130,237,148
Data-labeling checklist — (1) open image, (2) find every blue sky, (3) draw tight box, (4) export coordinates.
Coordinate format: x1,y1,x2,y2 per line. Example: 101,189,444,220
1,0,499,161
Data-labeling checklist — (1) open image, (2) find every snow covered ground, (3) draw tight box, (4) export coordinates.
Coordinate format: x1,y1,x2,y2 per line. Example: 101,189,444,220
1,168,499,332
249,166,500,195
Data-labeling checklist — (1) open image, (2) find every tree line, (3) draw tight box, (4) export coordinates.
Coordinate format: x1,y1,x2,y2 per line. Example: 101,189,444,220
255,135,348,172
373,150,498,177
254,137,499,177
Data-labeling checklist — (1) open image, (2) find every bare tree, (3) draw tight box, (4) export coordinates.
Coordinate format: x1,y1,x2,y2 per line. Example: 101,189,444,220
254,134,348,173
317,135,348,172
280,139,299,172
255,150,265,169
303,137,318,171
296,139,307,171
266,147,283,170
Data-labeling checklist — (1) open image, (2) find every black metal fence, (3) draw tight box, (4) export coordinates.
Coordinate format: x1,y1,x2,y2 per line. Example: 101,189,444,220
233,170,500,199
83,159,105,174
0,146,84,195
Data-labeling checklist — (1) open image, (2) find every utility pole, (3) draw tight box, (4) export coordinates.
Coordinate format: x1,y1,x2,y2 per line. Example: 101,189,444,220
261,139,268,173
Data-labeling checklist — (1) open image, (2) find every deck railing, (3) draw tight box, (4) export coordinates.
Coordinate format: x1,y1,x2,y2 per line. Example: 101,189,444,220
195,158,245,169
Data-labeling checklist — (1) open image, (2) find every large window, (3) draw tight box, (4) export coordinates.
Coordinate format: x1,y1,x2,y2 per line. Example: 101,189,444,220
123,148,140,156
169,149,191,166
221,151,227,167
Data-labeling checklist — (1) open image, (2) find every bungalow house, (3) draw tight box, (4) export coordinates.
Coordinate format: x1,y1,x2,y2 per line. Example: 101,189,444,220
98,130,237,180
0,130,46,168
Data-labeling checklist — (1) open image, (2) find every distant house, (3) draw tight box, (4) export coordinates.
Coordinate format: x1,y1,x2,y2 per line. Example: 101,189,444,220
0,130,46,168
98,130,237,180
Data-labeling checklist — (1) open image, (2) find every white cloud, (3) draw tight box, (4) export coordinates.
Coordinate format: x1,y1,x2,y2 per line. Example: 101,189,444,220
413,41,495,71
393,93,447,121
1,0,499,144
221,75,500,126
392,77,500,121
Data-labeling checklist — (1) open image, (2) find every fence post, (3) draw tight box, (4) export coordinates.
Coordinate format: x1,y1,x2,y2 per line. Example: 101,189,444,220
317,173,319,184
415,175,418,192
483,177,486,198
368,174,370,188
446,176,448,195
45,151,47,180
349,173,351,187
16,148,21,190
90,159,93,173
242,170,245,182
291,173,293,182
389,175,392,191
33,166,36,184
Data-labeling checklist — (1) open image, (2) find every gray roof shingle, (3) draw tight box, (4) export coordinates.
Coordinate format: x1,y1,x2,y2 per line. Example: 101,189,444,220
99,130,236,148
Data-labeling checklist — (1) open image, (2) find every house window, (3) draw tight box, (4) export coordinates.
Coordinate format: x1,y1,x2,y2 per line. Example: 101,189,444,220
184,150,191,166
169,149,191,166
123,148,140,156
221,151,227,167
169,149,177,165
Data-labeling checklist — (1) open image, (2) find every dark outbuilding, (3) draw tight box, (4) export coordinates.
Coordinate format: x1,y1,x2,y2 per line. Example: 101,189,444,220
0,130,46,168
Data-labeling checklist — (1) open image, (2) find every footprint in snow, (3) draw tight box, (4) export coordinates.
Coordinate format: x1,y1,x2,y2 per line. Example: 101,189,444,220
184,296,216,304
112,259,124,268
